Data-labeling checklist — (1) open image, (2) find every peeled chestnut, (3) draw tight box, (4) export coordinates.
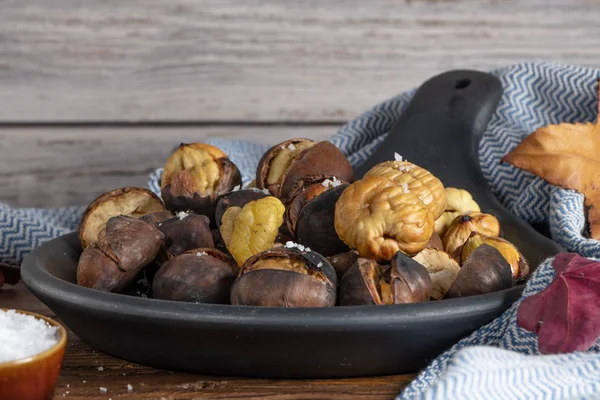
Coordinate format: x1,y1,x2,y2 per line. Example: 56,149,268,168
153,248,239,304
78,187,165,249
160,143,242,220
340,251,432,306
442,212,501,257
230,245,337,307
214,189,269,226
444,244,513,298
256,139,354,199
220,196,286,267
285,175,350,256
157,212,214,257
412,248,460,300
77,215,164,292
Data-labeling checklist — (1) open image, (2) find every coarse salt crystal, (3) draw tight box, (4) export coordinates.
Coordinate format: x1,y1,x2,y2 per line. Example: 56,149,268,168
287,143,296,151
321,176,343,188
394,152,403,161
284,241,311,252
0,309,59,363
231,185,242,192
176,211,189,220
67,384,70,388
402,184,410,193
316,262,323,269
196,251,208,257
99,387,107,393
98,366,103,371
127,384,133,392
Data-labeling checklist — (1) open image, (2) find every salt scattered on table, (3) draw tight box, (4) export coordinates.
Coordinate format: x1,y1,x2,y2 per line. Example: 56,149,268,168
127,384,133,392
0,309,58,362
99,387,107,393
97,366,104,371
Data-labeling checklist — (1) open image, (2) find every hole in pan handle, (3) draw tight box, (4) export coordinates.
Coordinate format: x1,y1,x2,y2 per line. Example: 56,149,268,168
354,69,563,270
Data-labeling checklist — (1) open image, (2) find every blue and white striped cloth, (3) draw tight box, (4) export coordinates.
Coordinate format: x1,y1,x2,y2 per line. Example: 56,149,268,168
3,62,600,399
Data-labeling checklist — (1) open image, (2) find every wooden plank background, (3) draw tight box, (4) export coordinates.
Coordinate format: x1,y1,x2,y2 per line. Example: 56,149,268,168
2,0,600,207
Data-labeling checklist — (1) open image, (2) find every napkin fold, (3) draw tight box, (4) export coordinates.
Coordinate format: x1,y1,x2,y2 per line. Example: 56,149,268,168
3,62,600,399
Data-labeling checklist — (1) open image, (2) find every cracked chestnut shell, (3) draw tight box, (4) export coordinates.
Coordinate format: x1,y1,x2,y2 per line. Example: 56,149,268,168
339,251,432,306
285,175,350,256
214,189,269,227
444,244,513,299
160,143,242,221
230,247,337,307
153,248,239,304
327,251,360,282
78,186,165,249
256,139,354,199
157,213,214,257
77,215,164,292
220,196,286,267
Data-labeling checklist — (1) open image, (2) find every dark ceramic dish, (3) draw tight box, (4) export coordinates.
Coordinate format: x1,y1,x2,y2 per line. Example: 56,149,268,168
21,70,563,378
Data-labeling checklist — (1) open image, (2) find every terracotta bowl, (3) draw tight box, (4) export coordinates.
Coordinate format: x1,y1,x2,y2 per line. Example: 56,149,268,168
0,309,67,400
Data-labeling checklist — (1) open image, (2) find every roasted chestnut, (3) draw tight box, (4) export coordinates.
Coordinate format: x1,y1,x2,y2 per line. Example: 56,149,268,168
160,143,242,220
444,244,513,299
139,210,175,226
157,212,214,257
77,215,164,292
461,233,529,280
256,139,354,199
220,196,286,266
327,250,359,282
442,212,501,257
412,248,460,300
214,189,269,227
78,187,165,249
285,175,350,256
153,248,239,304
339,251,432,306
230,245,337,307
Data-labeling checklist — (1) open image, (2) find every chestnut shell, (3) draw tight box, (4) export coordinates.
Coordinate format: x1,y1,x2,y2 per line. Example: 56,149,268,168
161,158,242,220
153,248,239,304
158,214,214,257
77,244,138,293
230,247,337,307
293,183,350,257
444,244,513,299
214,189,269,228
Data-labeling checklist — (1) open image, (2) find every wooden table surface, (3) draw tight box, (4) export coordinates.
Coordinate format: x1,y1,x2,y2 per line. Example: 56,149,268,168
1,1,598,398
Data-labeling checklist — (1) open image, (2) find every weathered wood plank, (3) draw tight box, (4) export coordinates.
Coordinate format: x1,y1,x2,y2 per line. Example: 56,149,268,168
0,126,335,208
2,0,599,122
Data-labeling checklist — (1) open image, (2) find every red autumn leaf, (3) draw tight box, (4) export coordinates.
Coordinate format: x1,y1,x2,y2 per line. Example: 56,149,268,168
517,253,600,354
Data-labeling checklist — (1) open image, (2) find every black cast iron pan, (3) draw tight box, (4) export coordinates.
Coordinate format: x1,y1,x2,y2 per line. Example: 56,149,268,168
21,70,563,379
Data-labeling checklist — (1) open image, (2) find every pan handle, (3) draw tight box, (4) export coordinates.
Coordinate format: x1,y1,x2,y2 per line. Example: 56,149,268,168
354,69,562,268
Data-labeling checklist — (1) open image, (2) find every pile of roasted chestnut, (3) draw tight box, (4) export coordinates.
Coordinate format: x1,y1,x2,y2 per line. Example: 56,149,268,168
76,139,529,307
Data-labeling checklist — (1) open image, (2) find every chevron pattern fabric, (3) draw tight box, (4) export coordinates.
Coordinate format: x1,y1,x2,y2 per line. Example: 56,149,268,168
3,62,600,398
